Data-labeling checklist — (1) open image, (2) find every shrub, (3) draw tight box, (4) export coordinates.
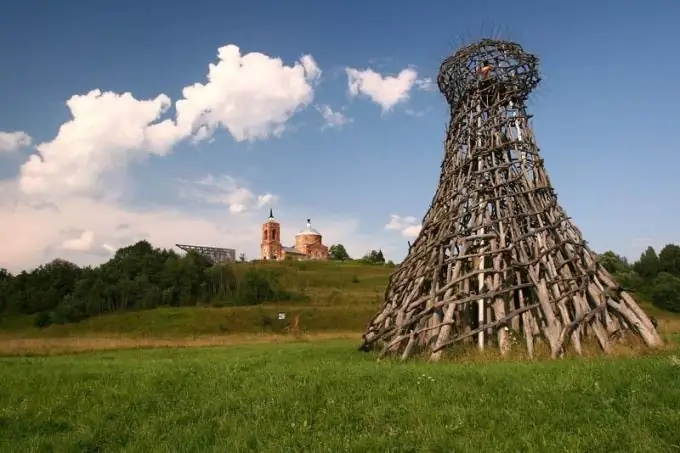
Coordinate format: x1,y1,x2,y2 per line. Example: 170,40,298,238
234,269,291,306
650,272,680,313
51,295,87,324
294,261,309,271
33,312,52,328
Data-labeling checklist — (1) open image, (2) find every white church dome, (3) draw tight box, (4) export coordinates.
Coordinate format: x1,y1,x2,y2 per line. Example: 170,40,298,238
295,219,321,236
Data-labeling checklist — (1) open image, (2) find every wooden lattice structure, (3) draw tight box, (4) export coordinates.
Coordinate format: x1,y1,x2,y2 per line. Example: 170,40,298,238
360,39,663,361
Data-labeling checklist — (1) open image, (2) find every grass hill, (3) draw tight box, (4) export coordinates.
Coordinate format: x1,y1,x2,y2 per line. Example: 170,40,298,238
1,259,679,356
0,260,392,340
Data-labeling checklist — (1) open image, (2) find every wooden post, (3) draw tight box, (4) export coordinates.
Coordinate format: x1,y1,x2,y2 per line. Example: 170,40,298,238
476,100,486,351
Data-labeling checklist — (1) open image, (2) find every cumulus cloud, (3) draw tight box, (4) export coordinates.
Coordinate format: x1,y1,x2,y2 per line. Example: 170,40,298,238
385,214,422,238
0,131,32,153
177,174,278,214
19,90,179,199
176,45,321,143
17,45,321,199
315,104,351,130
346,67,430,111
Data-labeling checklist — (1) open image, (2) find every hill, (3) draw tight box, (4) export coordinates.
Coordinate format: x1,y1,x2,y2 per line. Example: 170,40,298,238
1,240,680,356
0,259,393,342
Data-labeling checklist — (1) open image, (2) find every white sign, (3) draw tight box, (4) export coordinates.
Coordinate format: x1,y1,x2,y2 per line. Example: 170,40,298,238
277,312,286,320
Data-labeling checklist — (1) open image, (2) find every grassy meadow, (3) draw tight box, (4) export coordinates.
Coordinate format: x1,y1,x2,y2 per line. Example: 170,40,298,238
1,341,680,452
2,260,680,452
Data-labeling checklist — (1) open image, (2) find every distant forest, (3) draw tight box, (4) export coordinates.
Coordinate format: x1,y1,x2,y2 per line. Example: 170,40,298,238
0,241,679,328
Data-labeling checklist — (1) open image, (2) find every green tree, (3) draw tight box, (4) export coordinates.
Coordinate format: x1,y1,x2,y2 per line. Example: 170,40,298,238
33,312,52,328
204,264,238,301
235,269,290,305
650,272,680,313
0,268,12,313
361,249,386,265
598,251,630,274
633,246,660,280
658,244,680,277
329,244,351,261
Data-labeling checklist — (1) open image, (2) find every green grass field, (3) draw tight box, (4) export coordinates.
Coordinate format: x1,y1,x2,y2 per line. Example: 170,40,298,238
1,340,679,453
2,261,680,452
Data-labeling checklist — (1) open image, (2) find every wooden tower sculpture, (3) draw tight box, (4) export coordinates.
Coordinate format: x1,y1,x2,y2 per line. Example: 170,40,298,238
360,39,663,361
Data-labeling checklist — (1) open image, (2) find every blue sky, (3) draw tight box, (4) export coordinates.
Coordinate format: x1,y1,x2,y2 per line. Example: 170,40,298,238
0,0,678,271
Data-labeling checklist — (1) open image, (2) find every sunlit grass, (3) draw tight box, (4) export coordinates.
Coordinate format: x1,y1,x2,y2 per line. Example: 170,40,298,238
1,340,679,452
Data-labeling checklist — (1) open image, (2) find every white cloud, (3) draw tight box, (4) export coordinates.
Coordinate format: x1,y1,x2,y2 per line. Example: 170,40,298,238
401,225,422,238
19,90,179,199
17,45,322,200
414,77,436,92
346,67,430,111
175,45,321,143
256,193,276,208
177,174,278,214
60,230,97,252
0,131,32,153
0,183,249,271
0,178,395,272
315,104,351,130
385,214,422,238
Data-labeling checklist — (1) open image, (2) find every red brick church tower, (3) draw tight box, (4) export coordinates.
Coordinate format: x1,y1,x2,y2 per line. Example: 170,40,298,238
260,209,282,260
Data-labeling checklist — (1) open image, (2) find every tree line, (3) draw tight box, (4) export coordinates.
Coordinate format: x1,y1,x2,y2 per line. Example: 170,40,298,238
597,244,680,313
0,241,298,328
0,240,677,329
328,244,394,266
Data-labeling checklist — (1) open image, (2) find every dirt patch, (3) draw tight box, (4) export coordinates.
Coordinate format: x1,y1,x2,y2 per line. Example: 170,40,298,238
0,331,362,357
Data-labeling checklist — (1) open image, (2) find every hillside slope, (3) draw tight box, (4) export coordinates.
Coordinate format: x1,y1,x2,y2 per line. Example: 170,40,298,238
0,261,393,338
2,259,679,348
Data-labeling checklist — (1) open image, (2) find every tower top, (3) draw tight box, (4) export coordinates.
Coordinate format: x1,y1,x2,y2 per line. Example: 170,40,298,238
437,38,540,108
265,208,278,224
296,218,321,237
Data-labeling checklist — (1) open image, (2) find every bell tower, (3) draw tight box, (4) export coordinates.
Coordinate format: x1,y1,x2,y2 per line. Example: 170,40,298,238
261,208,282,260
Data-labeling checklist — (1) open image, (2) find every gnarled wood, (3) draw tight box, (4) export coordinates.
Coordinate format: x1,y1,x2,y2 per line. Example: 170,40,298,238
359,39,663,360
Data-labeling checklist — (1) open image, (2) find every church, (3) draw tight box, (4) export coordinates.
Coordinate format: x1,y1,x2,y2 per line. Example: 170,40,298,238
260,209,329,261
